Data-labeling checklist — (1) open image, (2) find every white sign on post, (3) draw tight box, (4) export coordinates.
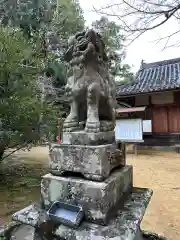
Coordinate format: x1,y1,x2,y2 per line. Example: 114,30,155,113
115,118,143,142
142,120,152,133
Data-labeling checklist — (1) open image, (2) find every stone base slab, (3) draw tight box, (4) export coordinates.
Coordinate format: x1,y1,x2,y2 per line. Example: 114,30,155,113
41,166,133,225
61,131,115,145
49,143,123,181
12,188,153,240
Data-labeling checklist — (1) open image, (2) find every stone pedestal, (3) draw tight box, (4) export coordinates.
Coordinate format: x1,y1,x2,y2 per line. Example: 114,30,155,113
61,131,115,145
12,188,153,240
41,166,132,225
49,143,124,181
11,130,154,240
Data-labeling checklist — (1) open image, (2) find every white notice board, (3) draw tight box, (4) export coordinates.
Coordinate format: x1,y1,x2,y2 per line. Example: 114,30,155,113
143,120,152,133
115,118,143,142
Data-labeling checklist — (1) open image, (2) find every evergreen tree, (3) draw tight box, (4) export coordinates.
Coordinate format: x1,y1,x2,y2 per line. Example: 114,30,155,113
0,26,44,160
47,0,85,88
92,17,133,83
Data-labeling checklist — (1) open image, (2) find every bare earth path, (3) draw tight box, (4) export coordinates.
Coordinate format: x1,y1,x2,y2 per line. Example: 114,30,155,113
0,147,180,240
128,150,180,240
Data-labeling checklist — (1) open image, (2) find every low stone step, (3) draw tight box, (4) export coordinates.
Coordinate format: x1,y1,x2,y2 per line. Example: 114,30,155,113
41,166,133,225
12,188,153,240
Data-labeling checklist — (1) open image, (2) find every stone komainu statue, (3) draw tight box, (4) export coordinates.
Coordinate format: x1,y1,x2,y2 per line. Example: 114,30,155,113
63,29,117,133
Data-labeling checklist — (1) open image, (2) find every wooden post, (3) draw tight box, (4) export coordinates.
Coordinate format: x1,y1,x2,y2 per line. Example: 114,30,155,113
133,143,138,156
122,142,126,166
57,118,61,144
116,141,126,166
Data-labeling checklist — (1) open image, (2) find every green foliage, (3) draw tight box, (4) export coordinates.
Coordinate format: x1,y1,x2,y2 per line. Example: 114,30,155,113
0,26,43,151
0,0,85,88
47,58,67,88
41,103,65,142
41,0,85,138
52,0,85,47
0,1,84,150
0,234,5,240
92,17,133,83
48,0,85,87
0,0,54,32
116,64,134,84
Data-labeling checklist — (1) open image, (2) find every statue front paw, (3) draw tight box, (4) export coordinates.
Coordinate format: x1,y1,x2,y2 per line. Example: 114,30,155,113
63,114,79,132
85,121,100,133
63,122,79,132
65,85,73,98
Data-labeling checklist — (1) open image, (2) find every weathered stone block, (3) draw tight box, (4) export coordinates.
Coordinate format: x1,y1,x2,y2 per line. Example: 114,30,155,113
49,143,123,181
50,144,121,181
12,188,153,240
62,131,115,145
41,166,133,225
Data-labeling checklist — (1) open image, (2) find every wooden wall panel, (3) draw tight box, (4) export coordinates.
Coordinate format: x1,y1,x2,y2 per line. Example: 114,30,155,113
152,107,168,133
145,106,152,120
168,106,180,132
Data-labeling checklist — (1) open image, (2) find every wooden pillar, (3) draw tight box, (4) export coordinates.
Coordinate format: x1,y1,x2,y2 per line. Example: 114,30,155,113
121,142,126,166
133,143,138,155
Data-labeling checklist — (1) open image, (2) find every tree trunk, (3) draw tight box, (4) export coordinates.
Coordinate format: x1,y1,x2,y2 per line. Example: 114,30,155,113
0,146,5,179
0,146,5,161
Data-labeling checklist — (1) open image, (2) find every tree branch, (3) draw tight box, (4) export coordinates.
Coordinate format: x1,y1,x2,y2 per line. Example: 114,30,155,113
122,0,175,15
93,0,180,46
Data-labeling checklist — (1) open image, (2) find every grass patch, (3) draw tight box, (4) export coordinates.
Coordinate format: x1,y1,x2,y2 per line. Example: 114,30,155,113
0,149,48,225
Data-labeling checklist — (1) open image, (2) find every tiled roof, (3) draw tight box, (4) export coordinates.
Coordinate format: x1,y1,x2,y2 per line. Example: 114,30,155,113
116,57,180,97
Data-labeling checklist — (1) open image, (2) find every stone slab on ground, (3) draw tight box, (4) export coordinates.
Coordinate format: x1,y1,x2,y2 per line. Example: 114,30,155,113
9,225,35,240
49,143,123,181
12,187,153,240
41,166,133,225
0,225,167,240
0,222,35,240
61,131,115,145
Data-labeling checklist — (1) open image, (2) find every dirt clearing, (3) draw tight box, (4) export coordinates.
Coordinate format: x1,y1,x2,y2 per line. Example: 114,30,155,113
128,150,180,240
0,146,180,240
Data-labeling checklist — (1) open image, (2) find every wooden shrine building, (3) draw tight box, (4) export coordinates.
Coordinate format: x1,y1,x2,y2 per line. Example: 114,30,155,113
116,57,180,147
